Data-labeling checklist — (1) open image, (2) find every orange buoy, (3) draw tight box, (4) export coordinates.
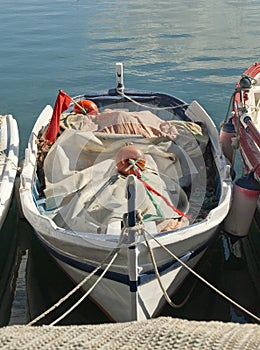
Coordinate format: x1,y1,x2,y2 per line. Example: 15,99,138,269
116,145,146,176
73,100,98,116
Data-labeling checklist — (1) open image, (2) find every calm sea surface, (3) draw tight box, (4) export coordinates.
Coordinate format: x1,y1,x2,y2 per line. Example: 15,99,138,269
0,0,260,326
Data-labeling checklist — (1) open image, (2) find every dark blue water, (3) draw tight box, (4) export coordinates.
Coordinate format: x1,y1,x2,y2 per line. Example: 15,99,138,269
0,0,260,325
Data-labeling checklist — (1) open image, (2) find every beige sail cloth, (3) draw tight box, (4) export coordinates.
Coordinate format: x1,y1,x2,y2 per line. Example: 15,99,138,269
44,110,208,233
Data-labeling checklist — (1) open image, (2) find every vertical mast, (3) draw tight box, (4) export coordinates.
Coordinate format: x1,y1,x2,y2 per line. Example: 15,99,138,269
116,62,124,93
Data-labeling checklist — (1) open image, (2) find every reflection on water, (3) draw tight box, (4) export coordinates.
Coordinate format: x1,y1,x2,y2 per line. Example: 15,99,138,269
1,0,260,154
9,251,27,325
0,199,21,326
1,199,259,326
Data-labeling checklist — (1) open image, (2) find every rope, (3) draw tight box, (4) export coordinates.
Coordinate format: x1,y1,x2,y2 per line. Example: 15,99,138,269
138,176,188,218
27,230,126,326
117,90,189,111
143,228,194,308
144,229,260,323
228,98,241,174
145,187,165,219
220,91,235,128
124,159,187,218
49,251,118,326
131,164,188,218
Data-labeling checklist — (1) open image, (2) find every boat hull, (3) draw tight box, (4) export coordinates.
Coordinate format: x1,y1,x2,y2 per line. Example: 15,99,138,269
232,62,260,180
230,63,260,231
21,162,231,322
33,222,217,322
0,114,19,230
56,249,205,321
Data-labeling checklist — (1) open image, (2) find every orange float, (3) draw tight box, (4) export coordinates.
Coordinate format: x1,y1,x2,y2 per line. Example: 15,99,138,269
73,100,98,116
116,145,146,176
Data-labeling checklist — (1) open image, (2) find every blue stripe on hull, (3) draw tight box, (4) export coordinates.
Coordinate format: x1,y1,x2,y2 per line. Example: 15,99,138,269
35,231,213,290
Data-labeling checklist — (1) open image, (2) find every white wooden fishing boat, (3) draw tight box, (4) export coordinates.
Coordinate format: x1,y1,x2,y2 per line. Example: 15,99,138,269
20,63,232,322
0,114,19,230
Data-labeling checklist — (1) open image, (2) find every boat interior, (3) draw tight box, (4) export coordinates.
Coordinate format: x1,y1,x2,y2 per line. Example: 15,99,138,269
34,95,221,235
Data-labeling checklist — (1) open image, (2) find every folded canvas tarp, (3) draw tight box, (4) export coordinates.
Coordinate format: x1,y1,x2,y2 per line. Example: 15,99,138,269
43,110,208,234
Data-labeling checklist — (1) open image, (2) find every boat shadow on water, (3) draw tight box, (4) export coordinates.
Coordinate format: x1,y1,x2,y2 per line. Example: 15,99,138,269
26,230,110,325
5,214,259,326
0,198,23,326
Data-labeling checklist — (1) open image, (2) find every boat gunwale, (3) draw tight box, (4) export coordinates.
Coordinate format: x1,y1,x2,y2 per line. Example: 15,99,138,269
31,224,215,288
0,114,19,225
20,90,232,244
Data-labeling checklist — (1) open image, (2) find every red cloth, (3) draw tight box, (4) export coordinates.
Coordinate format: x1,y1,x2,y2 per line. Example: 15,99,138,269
45,90,72,143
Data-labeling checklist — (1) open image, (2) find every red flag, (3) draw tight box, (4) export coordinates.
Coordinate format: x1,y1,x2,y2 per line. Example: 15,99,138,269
45,90,72,143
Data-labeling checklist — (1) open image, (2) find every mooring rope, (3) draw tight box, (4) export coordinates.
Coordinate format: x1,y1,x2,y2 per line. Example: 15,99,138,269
117,90,189,111
230,101,242,173
27,230,126,326
143,228,260,323
49,251,119,326
220,91,235,128
27,224,260,325
143,228,195,308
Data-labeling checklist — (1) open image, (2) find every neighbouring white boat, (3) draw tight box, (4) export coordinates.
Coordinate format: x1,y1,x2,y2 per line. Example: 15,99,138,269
20,63,232,322
0,114,19,230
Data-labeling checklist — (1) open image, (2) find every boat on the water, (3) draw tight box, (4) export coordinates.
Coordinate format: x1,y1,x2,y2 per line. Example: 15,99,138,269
20,63,232,322
221,62,260,237
0,114,19,230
